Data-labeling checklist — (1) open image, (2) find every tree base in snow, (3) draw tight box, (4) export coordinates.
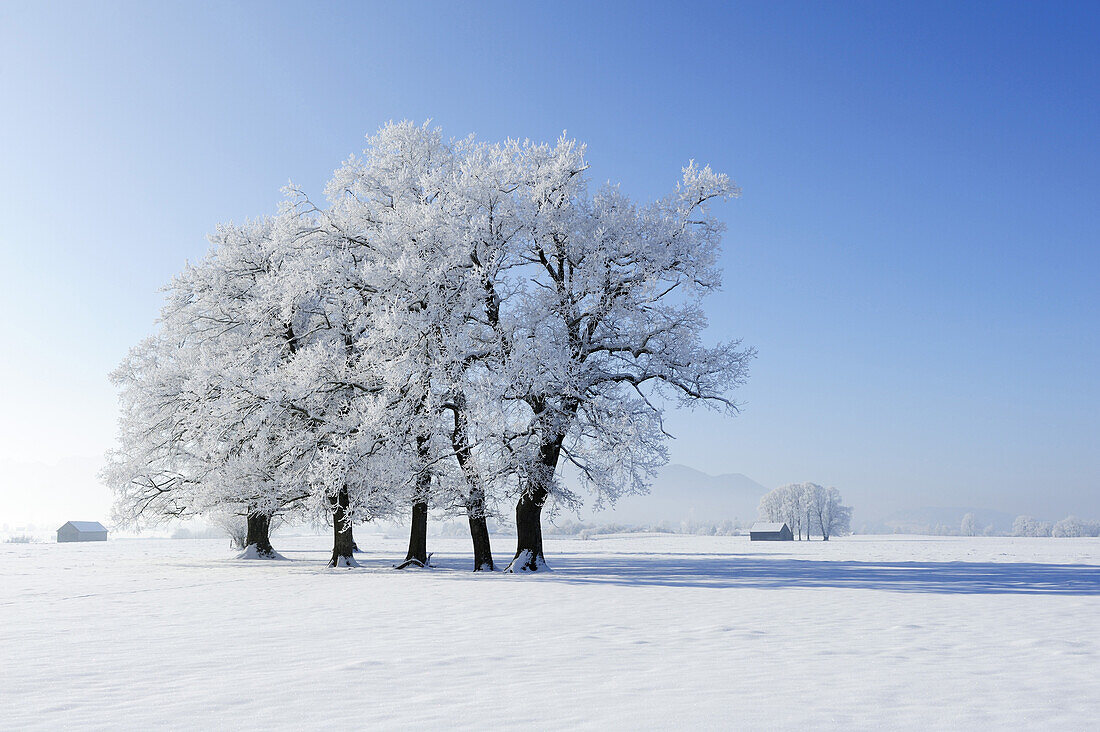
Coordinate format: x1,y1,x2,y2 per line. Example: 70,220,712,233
236,544,285,560
328,554,359,568
394,552,433,570
504,549,550,573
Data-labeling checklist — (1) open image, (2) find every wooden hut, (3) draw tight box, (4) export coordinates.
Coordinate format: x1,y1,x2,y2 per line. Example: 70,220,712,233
57,521,108,543
749,522,793,541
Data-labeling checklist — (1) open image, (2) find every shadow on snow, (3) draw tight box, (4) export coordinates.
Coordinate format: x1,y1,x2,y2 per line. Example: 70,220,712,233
539,554,1100,595
275,547,1100,595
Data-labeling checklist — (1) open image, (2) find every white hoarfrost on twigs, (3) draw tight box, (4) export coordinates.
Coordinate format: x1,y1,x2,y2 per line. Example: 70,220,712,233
102,120,754,571
4,534,1099,729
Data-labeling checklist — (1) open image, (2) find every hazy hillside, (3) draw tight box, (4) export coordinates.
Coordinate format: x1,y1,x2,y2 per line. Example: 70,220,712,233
580,464,768,526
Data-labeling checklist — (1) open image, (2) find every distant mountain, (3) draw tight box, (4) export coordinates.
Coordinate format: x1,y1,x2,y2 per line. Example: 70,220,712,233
582,464,768,526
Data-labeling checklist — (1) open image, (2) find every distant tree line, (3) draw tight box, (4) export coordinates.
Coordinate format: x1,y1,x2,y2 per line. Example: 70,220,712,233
757,483,851,540
879,513,1100,537
548,519,749,539
1012,515,1100,538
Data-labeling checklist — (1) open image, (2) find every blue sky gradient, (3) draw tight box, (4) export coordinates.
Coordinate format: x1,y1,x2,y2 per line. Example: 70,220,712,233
1,1,1097,523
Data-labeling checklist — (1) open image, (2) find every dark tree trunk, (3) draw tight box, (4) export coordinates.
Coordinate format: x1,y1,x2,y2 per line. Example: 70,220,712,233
397,435,432,569
449,395,494,571
510,486,548,571
328,486,356,567
508,416,567,572
400,498,429,567
245,512,276,558
466,487,494,572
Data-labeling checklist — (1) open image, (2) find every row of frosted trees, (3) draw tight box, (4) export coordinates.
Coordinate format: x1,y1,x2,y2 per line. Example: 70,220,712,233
1011,515,1100,538
103,122,753,571
757,483,851,540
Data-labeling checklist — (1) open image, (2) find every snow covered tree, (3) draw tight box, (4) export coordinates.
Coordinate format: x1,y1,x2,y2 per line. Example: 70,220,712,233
308,123,512,570
758,483,850,540
813,486,851,540
1050,516,1099,537
299,125,455,568
1012,515,1035,536
105,205,407,566
107,121,753,573
500,140,752,570
104,216,321,558
960,512,977,537
759,484,807,539
757,489,783,523
315,124,753,572
799,484,818,540
1012,515,1053,537
792,484,809,537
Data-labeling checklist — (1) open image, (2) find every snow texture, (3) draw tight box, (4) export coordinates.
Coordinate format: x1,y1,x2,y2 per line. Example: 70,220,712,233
504,548,551,573
329,554,359,568
235,544,286,561
3,534,1099,729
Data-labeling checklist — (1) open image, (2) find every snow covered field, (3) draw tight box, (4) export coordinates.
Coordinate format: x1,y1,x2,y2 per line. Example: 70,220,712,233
3,534,1099,730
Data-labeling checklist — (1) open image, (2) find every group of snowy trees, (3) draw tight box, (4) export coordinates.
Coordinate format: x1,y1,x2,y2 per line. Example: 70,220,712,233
757,483,851,540
103,121,752,571
1012,515,1100,538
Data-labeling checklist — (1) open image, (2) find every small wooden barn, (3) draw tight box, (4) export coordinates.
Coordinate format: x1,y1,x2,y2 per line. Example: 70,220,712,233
749,522,793,541
57,521,108,543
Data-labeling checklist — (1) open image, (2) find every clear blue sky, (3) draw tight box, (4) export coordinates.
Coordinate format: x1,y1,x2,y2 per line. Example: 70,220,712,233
1,1,1097,525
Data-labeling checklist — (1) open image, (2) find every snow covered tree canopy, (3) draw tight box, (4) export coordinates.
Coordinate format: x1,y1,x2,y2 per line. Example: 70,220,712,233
758,483,851,540
104,121,753,569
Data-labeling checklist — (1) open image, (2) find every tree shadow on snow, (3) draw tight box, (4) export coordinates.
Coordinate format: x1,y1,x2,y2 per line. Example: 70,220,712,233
538,554,1100,595
273,546,1100,595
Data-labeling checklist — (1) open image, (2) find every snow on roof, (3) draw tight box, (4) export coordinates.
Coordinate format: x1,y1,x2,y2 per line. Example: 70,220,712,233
62,521,107,532
750,522,788,532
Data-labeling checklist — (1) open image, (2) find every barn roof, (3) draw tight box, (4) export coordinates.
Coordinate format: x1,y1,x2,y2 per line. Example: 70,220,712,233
750,522,788,532
61,521,107,532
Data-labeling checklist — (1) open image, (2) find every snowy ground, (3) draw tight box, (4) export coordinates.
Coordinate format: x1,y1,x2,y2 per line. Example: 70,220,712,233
3,533,1099,730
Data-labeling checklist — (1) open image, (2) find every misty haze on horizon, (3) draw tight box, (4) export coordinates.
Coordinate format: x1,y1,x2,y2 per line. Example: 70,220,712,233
1,456,1093,535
